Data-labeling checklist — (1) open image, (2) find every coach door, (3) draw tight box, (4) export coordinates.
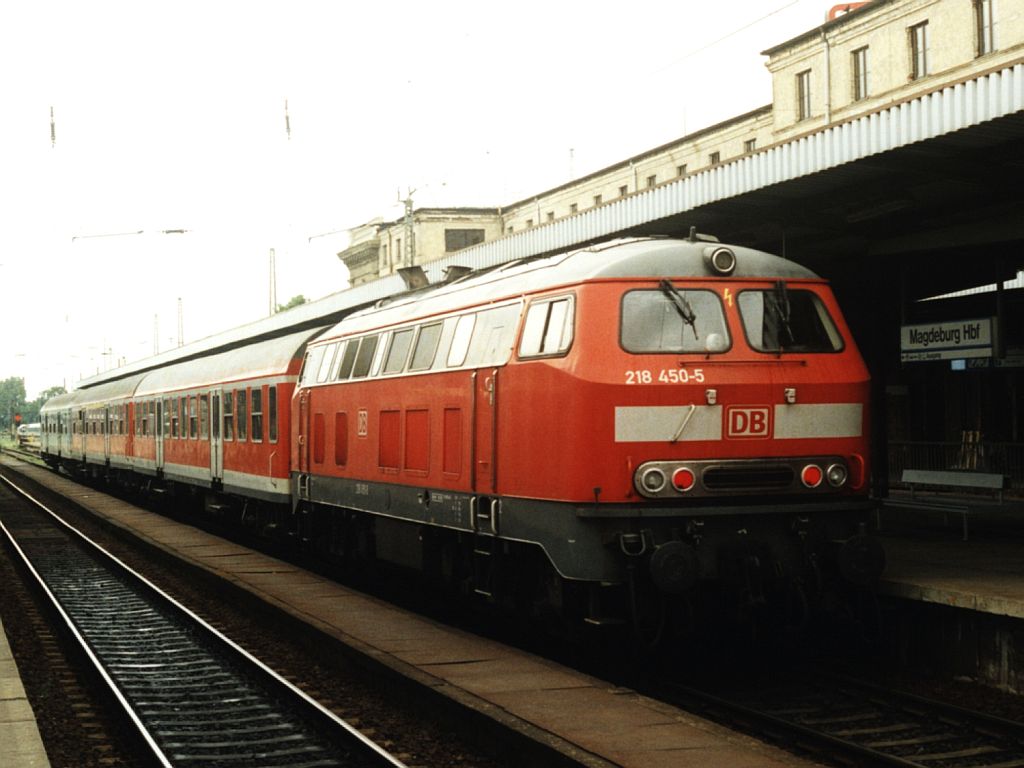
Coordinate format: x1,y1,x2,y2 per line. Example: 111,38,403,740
104,406,111,461
155,400,164,471
210,390,223,482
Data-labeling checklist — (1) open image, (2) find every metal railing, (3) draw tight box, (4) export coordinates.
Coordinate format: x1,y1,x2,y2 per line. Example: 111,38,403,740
887,440,1024,490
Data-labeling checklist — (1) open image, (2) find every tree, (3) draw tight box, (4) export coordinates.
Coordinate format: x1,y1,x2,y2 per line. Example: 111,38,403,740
27,385,67,423
0,377,27,430
276,295,308,313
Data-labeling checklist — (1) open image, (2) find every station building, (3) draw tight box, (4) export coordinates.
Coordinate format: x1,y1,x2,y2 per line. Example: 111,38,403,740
338,0,1024,492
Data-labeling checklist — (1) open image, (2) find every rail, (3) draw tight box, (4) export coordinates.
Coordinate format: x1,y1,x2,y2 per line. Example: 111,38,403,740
0,472,408,768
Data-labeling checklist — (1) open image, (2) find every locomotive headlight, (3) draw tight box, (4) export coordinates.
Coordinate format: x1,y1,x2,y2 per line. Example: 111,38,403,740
826,463,848,488
800,464,823,488
671,467,696,492
639,467,667,494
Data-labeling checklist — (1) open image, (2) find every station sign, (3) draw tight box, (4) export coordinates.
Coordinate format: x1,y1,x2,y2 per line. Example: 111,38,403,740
900,318,993,362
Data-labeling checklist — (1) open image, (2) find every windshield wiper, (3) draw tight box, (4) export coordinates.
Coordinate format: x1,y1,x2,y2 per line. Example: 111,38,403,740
659,279,698,340
768,279,794,349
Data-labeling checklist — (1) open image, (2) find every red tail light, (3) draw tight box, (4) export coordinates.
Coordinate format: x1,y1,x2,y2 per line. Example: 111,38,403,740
800,464,823,488
672,467,696,492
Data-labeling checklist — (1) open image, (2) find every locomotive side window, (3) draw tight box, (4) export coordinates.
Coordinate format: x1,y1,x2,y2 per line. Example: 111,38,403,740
383,328,415,375
466,303,522,367
410,322,442,371
519,296,574,358
738,287,844,353
301,346,325,386
447,315,476,367
316,343,338,383
352,335,379,378
621,289,730,354
336,339,359,380
329,341,347,380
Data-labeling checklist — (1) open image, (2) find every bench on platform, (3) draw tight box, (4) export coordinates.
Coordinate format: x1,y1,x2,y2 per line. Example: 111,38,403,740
902,469,1007,502
880,469,1009,541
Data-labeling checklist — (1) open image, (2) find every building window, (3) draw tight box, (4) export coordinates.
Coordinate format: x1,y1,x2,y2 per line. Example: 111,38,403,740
546,211,554,222
593,194,602,207
569,203,578,214
646,174,657,188
444,228,485,252
709,151,721,166
852,46,869,101
676,165,687,177
619,185,629,196
909,22,928,80
975,0,994,57
526,218,534,228
796,69,812,120
507,225,514,234
744,139,757,153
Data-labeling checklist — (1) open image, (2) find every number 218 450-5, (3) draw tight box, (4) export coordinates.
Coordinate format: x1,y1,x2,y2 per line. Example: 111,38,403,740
625,369,705,384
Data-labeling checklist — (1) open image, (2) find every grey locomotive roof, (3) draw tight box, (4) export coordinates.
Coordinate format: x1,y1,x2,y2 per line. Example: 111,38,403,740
316,237,819,340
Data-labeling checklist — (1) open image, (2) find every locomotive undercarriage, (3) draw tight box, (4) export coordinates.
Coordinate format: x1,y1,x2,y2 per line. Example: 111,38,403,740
290,472,884,643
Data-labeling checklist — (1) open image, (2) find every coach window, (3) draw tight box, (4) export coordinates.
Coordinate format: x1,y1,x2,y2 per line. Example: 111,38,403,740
737,288,843,353
200,394,210,439
447,314,476,367
163,399,171,436
519,296,574,358
224,391,234,440
170,398,179,437
336,339,359,380
410,322,442,371
237,389,248,441
621,288,730,354
251,387,263,442
352,334,379,378
268,386,278,442
189,397,198,439
383,328,415,374
316,343,338,383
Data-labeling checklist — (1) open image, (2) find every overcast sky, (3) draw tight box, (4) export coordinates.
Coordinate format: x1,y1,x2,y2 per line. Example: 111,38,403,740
1,0,829,398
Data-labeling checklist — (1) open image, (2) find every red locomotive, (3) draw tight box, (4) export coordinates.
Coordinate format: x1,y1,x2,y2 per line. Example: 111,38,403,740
41,234,883,637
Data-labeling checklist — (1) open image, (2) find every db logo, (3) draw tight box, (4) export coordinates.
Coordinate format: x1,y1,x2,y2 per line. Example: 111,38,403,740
726,406,771,438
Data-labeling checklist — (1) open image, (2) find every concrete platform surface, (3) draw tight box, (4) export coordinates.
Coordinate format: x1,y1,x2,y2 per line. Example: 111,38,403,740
0,616,51,768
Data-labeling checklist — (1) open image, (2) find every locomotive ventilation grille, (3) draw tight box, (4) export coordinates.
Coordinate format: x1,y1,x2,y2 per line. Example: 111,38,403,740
702,464,794,491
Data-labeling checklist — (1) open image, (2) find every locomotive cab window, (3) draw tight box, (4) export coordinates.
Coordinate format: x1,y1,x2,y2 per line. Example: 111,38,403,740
352,334,379,378
738,285,843,353
519,295,574,358
621,287,730,354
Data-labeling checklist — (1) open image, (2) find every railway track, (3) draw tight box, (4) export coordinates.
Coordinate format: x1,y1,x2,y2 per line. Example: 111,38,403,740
0,473,408,768
671,669,1024,767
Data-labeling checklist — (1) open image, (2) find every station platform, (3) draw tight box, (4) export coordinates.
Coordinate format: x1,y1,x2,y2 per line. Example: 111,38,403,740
876,491,1024,619
0,615,51,768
